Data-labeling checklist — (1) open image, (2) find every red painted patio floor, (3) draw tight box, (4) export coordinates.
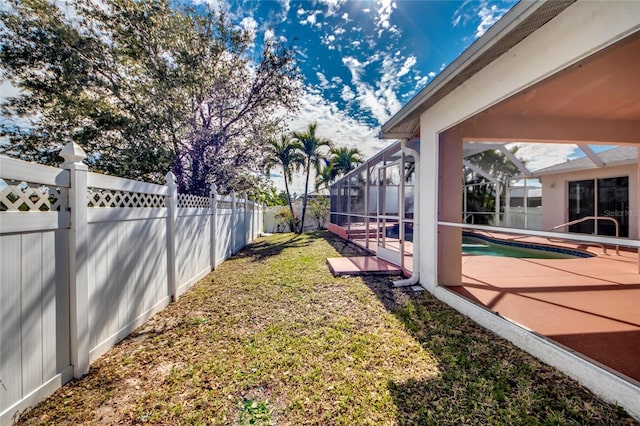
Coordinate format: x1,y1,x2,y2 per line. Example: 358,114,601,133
451,232,640,384
326,256,402,276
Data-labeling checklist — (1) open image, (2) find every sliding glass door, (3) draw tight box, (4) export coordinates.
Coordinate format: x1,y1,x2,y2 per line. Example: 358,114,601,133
598,177,629,237
568,176,628,237
568,180,595,234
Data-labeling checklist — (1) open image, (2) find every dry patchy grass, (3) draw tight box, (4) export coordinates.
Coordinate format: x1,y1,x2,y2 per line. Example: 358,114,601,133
16,232,637,425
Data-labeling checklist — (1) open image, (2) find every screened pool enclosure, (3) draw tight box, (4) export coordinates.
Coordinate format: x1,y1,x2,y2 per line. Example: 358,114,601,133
329,141,417,272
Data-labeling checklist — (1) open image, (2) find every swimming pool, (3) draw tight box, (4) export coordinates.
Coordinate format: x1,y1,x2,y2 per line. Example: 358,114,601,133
462,234,593,259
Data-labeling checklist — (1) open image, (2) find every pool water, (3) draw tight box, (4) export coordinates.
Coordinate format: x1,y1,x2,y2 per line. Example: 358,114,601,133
462,236,589,259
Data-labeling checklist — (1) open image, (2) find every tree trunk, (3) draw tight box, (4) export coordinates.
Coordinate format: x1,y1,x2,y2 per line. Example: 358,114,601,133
298,164,311,234
284,175,296,232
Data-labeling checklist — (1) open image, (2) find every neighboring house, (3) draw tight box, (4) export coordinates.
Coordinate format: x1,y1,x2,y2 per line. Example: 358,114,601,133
331,0,640,419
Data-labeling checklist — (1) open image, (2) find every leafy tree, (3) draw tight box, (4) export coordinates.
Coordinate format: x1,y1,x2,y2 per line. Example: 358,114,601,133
264,134,304,232
463,147,522,224
0,0,301,195
292,122,332,233
308,196,329,230
274,207,299,233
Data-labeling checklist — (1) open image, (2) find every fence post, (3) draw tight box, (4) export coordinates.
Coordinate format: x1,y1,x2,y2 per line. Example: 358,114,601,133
231,190,236,255
209,184,217,269
242,192,248,246
165,172,178,301
60,141,90,379
252,200,256,241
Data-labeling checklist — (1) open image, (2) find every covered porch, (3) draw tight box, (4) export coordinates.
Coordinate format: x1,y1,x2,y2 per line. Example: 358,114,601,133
333,1,640,418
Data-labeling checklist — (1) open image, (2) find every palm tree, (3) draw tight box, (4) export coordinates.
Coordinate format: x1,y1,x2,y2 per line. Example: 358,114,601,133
264,134,304,232
328,146,364,180
315,161,334,191
292,123,332,233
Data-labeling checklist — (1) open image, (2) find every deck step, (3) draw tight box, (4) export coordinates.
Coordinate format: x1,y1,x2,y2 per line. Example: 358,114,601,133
326,256,402,276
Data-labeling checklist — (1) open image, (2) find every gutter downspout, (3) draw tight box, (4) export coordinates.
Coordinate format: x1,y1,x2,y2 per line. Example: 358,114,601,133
393,139,420,288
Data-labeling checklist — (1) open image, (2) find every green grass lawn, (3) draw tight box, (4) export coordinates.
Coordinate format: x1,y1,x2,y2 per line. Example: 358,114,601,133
18,232,637,425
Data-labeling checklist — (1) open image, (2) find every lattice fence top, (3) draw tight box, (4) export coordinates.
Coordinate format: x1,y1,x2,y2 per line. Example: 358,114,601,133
178,193,211,208
87,188,165,208
0,180,67,212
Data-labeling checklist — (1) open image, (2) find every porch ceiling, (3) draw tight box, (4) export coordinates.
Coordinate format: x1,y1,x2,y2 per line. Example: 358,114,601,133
458,32,640,144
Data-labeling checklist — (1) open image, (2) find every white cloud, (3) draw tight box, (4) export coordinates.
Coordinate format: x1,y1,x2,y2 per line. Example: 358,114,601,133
341,12,349,21
342,54,403,125
316,72,330,89
299,9,321,26
322,33,336,49
317,0,346,17
374,0,399,37
452,1,512,40
191,0,230,11
428,71,436,78
475,3,506,38
264,28,275,42
508,143,579,172
414,76,428,88
334,27,346,36
276,0,290,21
396,55,416,77
240,16,258,41
341,85,356,101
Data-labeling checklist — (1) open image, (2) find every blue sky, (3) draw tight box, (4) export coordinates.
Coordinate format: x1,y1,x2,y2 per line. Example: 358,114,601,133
208,0,589,194
1,0,595,193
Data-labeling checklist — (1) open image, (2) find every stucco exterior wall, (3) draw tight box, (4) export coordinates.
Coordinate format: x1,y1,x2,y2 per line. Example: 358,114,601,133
419,0,640,289
540,163,638,238
413,1,640,418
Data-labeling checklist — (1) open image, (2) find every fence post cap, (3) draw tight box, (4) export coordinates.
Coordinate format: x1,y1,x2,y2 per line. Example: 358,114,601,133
210,183,217,195
60,140,87,167
165,171,177,187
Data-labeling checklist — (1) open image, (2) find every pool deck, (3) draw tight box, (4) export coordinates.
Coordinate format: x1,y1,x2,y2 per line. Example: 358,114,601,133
329,225,640,384
452,231,640,384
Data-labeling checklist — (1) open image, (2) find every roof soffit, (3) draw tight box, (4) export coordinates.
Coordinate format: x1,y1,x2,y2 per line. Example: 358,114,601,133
380,0,575,139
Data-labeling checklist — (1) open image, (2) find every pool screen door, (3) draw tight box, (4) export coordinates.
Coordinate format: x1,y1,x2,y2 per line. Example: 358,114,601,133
377,162,402,266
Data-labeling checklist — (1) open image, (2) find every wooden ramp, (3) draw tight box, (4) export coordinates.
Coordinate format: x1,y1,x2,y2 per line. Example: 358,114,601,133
327,256,402,276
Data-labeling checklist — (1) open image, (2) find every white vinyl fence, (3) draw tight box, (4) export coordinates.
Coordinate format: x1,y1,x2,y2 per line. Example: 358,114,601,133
0,142,263,425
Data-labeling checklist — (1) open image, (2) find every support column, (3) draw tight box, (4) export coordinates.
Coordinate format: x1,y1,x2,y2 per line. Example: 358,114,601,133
438,128,463,286
421,119,439,291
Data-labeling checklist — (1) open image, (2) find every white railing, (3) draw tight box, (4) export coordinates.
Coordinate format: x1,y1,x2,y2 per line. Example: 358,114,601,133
0,142,263,426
